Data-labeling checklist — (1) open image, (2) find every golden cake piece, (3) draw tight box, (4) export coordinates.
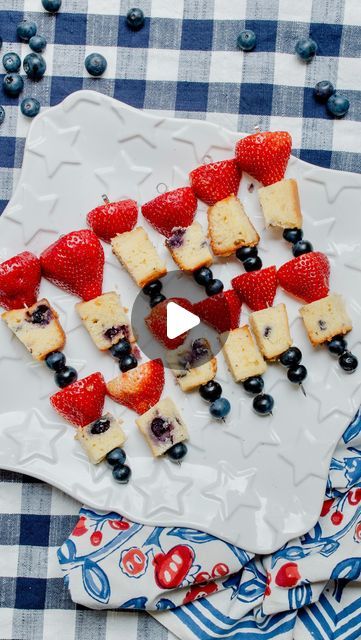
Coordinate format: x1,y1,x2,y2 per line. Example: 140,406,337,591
250,303,292,360
207,194,259,256
166,337,217,392
75,413,126,464
2,298,65,361
165,222,213,272
220,325,266,382
258,178,303,229
76,291,135,351
300,294,352,346
111,227,167,288
136,397,188,457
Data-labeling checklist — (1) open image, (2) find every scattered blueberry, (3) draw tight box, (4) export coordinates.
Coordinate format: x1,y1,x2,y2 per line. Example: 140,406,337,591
235,246,258,262
295,37,317,63
42,0,62,11
193,266,213,286
205,278,224,296
23,53,46,81
112,463,132,483
339,351,358,373
91,417,111,435
243,255,263,272
3,52,21,73
287,364,307,384
328,335,347,355
17,20,37,42
209,397,231,419
237,29,256,51
0,106,5,126
292,239,313,257
106,447,126,467
279,347,302,367
149,293,166,308
3,73,24,97
314,80,335,103
20,97,40,118
167,442,187,461
143,279,162,296
199,380,222,402
29,34,47,52
119,354,137,372
85,52,107,77
327,93,350,118
126,8,145,30
243,375,264,395
253,393,274,416
54,366,78,388
110,338,131,359
45,351,66,372
283,228,303,244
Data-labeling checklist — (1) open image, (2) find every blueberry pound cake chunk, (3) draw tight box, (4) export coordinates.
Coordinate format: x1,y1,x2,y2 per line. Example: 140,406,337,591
2,298,65,360
220,325,267,382
250,303,292,360
111,227,167,288
75,413,126,464
76,291,135,351
207,194,259,256
136,397,189,457
165,221,213,272
300,294,352,346
166,337,217,391
258,178,303,229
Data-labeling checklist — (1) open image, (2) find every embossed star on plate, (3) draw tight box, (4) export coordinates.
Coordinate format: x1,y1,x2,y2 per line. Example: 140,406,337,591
28,118,81,177
4,184,58,244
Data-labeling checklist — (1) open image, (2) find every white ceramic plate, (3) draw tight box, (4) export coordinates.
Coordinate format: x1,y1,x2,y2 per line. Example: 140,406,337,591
1,90,361,554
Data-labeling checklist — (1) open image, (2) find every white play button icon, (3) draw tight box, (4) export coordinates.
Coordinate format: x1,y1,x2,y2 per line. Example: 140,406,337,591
166,301,200,340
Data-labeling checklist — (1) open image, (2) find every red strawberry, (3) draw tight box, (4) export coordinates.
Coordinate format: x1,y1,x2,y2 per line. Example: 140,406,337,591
87,199,138,243
142,187,197,237
106,359,164,414
0,251,41,310
145,297,194,349
50,372,106,427
235,131,292,186
189,159,242,206
277,252,330,303
193,290,241,333
40,230,104,301
232,266,277,311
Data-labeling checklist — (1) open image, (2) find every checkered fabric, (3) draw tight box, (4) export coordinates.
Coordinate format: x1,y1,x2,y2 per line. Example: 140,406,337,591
0,1,360,638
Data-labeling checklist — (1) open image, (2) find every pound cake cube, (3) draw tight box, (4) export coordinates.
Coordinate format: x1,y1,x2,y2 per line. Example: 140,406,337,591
250,303,292,360
136,397,188,457
111,227,167,288
258,178,302,229
300,294,352,346
207,194,259,256
2,298,65,361
220,325,266,382
166,337,217,391
76,292,134,351
75,413,126,464
166,222,213,272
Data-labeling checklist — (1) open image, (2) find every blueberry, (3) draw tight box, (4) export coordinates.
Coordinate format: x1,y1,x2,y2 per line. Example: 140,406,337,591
85,52,107,77
287,364,307,384
55,366,78,388
29,35,47,53
0,106,5,126
279,347,302,367
253,394,274,416
328,335,347,355
23,53,46,81
210,397,231,419
126,8,145,30
17,20,37,42
199,380,222,402
167,442,188,461
283,228,303,244
205,278,224,296
119,354,137,372
42,0,62,12
339,351,358,373
193,266,213,286
112,464,132,483
149,293,166,308
237,29,256,51
235,246,258,262
106,447,126,467
3,52,21,73
327,93,350,118
143,279,162,296
243,376,264,395
91,417,111,435
3,73,24,97
314,80,335,103
110,338,131,359
243,256,263,272
20,97,40,118
292,239,313,257
295,37,317,62
45,351,66,372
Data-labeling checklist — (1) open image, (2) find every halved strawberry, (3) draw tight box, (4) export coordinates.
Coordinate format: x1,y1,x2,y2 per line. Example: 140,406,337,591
87,199,138,243
107,359,164,414
193,290,241,333
278,252,330,303
50,372,106,427
189,159,242,206
0,251,41,310
40,230,104,301
232,266,277,311
145,297,194,350
235,131,292,186
141,187,197,237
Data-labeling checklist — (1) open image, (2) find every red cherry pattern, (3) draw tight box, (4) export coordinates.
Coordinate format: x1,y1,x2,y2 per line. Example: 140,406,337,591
153,545,195,589
211,562,229,578
275,562,301,588
109,519,130,530
320,498,334,517
90,530,103,546
183,581,218,604
348,488,361,506
194,571,211,585
72,516,88,537
354,522,361,542
265,571,272,596
120,547,148,577
331,511,343,526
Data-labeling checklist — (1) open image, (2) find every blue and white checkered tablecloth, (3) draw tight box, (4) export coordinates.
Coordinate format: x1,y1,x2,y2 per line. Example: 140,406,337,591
0,1,360,638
